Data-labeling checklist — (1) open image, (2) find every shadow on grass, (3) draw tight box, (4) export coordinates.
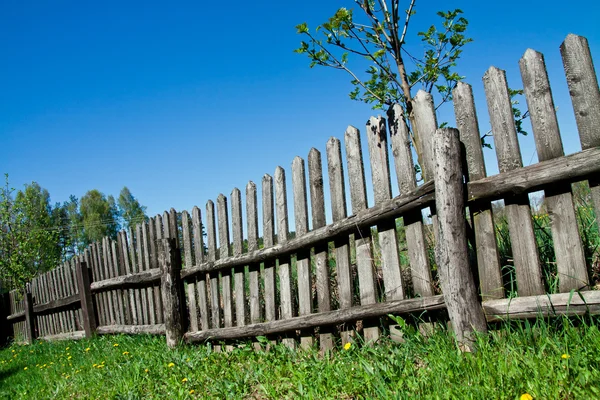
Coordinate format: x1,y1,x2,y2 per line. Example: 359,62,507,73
0,366,19,384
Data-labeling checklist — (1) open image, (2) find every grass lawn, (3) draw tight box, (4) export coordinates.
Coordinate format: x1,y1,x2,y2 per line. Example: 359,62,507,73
1,317,599,399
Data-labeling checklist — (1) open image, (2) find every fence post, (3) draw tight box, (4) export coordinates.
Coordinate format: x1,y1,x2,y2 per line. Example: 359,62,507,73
433,127,487,350
160,237,186,348
76,260,97,338
24,283,36,344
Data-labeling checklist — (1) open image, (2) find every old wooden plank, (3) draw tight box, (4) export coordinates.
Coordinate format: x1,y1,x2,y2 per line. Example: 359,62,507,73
101,239,115,325
275,167,295,348
39,330,86,342
453,83,504,300
483,66,544,296
141,222,157,325
412,90,438,182
33,293,80,314
344,125,379,343
116,232,132,325
57,265,71,332
231,188,246,328
135,224,149,324
97,324,166,335
52,268,66,333
160,238,186,348
90,269,162,291
434,127,487,347
206,200,221,329
262,174,277,322
387,104,434,298
76,260,97,338
292,156,314,348
192,207,209,330
308,148,334,351
119,231,137,325
108,238,124,325
68,259,80,330
483,291,600,321
520,48,589,292
24,283,36,344
129,227,144,324
246,182,262,324
31,277,43,336
186,295,446,343
151,216,164,324
217,194,234,330
182,210,199,331
366,117,404,301
560,34,600,239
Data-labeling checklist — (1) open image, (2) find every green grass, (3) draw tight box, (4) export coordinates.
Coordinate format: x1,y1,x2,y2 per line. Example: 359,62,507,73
1,317,600,399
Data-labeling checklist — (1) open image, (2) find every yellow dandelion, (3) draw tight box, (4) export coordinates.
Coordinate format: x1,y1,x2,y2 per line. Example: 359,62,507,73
11,349,15,353
85,347,91,352
93,363,98,367
145,368,149,373
68,356,72,360
168,362,175,368
344,342,352,350
123,351,130,355
189,390,195,394
113,343,119,347
65,347,70,351
520,394,533,400
561,354,570,359
182,377,188,383
23,367,28,371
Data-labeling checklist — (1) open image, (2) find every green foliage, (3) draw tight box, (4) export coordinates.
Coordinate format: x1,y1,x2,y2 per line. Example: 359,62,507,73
0,175,61,290
117,186,148,232
2,318,600,398
295,2,472,111
80,190,120,246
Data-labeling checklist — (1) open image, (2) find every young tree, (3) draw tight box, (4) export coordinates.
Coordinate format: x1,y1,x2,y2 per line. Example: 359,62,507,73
80,189,120,245
295,1,472,170
117,186,148,231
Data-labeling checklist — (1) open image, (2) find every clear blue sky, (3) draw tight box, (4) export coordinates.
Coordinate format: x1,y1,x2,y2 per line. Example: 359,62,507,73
1,0,599,228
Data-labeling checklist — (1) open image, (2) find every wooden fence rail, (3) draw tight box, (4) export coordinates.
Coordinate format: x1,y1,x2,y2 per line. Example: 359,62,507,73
5,34,600,349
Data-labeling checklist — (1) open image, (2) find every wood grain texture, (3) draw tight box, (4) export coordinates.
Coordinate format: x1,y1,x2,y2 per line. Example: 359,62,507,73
231,188,246,328
434,128,488,346
217,194,234,328
453,82,504,300
412,90,438,182
520,48,589,292
192,207,209,330
160,238,186,348
560,34,600,240
344,125,379,342
262,174,277,322
182,210,199,331
366,117,404,301
142,222,157,325
483,66,544,296
206,200,220,329
97,324,166,335
246,181,262,324
292,156,314,348
76,260,97,338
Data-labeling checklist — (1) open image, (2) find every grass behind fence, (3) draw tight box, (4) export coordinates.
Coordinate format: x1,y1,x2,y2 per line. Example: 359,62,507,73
1,316,599,399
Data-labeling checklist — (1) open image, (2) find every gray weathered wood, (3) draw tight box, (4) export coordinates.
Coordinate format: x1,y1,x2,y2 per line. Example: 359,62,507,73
275,166,295,348
160,237,186,348
246,181,262,324
262,174,277,322
91,269,162,291
412,90,438,182
39,330,86,342
135,225,149,324
116,232,132,325
119,231,138,325
521,48,589,292
109,238,124,325
148,219,163,324
24,283,36,344
387,104,434,298
217,194,234,328
142,222,157,325
231,188,246,328
101,239,116,325
483,290,600,321
186,295,446,343
453,83,504,299
76,260,97,338
181,181,435,279
366,117,404,301
344,125,379,342
192,207,209,330
92,243,107,327
182,210,199,331
206,200,220,329
128,227,144,324
32,294,80,314
292,156,314,348
483,66,544,296
97,324,166,335
560,34,600,237
434,127,488,347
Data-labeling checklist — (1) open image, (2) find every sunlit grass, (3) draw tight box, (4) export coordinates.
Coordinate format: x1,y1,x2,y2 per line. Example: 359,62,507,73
1,317,599,399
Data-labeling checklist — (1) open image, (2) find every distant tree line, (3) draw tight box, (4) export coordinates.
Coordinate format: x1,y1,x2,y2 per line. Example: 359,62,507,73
0,174,148,291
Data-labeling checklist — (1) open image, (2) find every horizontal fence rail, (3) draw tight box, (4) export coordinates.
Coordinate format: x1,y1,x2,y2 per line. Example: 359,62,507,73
5,34,600,349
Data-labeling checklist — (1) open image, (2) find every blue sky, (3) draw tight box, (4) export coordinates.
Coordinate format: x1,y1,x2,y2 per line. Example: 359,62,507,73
1,0,599,231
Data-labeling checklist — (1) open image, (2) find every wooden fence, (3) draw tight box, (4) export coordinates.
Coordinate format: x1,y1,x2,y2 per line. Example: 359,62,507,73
6,34,600,349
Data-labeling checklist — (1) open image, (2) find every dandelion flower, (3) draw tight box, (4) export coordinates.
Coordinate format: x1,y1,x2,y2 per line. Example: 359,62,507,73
344,342,352,350
182,378,188,383
85,348,91,352
190,390,195,394
68,356,72,360
561,354,570,359
93,364,98,367
123,351,129,355
520,394,533,400
113,343,119,347
168,362,175,368
66,347,70,351
23,367,28,371
145,368,149,373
